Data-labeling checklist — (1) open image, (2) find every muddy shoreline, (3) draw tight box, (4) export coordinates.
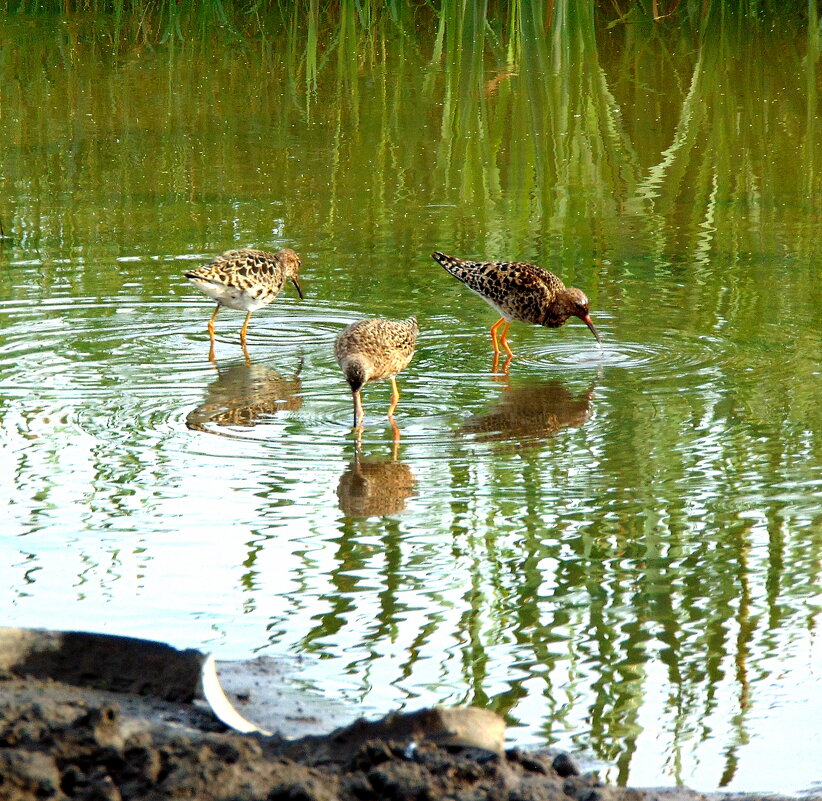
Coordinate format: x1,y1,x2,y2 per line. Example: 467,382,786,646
0,629,816,801
2,673,814,801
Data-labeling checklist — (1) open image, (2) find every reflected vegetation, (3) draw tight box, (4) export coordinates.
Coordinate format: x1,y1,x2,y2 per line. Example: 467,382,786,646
0,3,821,793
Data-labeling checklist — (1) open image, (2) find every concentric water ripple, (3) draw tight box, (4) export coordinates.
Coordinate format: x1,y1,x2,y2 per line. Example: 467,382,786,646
0,285,742,462
526,331,735,375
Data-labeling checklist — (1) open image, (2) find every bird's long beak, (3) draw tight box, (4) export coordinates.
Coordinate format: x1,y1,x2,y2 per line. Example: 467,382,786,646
292,277,304,300
581,314,601,344
353,389,364,430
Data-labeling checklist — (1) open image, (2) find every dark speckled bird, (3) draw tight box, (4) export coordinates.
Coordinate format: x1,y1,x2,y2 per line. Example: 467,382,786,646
335,317,418,429
184,248,303,354
431,251,600,357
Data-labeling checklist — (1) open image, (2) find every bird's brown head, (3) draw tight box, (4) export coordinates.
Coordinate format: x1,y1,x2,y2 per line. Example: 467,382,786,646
553,288,601,343
341,357,369,428
277,248,304,299
342,357,368,394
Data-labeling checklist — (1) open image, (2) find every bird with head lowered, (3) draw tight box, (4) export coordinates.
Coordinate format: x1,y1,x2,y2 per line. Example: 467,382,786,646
432,251,600,358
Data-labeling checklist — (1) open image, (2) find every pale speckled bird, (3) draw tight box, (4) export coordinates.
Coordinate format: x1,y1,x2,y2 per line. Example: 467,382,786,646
431,251,600,357
334,316,418,429
184,248,303,353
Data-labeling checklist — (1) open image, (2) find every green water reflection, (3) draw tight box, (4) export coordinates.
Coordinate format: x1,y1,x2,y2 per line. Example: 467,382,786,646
0,8,820,793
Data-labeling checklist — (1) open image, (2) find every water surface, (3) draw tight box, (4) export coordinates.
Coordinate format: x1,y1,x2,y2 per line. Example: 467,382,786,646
1,11,821,793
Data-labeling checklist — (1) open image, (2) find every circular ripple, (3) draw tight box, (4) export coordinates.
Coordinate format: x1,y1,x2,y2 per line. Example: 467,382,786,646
0,286,737,482
525,331,735,376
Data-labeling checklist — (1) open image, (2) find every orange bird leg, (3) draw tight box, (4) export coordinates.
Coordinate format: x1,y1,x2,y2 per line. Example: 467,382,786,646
207,305,220,361
240,311,253,348
491,350,513,379
208,304,220,343
387,376,400,418
489,317,506,354
499,321,514,358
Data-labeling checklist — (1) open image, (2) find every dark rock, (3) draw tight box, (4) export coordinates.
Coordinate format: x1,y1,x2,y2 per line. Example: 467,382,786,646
267,776,338,801
120,742,162,784
0,672,792,801
563,774,599,799
552,752,580,777
342,772,377,800
284,706,505,766
350,739,396,770
368,760,433,801
519,756,548,775
74,773,122,801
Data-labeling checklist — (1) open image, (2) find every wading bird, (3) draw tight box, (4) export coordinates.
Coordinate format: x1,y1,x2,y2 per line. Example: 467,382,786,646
185,248,303,358
335,316,418,430
432,251,600,358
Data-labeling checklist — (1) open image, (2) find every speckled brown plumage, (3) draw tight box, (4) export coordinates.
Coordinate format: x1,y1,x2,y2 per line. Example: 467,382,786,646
334,316,419,429
431,251,600,356
185,248,303,355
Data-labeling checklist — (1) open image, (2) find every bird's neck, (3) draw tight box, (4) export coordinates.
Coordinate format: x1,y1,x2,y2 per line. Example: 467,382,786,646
543,290,574,327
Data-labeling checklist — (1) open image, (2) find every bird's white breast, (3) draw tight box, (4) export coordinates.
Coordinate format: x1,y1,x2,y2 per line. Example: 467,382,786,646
187,277,270,312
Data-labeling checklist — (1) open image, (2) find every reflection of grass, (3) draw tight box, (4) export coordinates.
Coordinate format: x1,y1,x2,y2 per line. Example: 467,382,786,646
1,1,814,45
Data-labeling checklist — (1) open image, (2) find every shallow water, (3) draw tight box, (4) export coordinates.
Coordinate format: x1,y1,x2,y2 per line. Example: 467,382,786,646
1,12,821,793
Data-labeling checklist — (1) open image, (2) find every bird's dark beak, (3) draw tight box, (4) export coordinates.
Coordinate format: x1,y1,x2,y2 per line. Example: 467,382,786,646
291,277,304,300
581,314,601,344
353,389,364,429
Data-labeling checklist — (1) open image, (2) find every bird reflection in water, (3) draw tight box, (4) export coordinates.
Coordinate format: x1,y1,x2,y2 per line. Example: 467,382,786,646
186,359,302,433
336,438,417,518
491,350,512,376
462,378,595,445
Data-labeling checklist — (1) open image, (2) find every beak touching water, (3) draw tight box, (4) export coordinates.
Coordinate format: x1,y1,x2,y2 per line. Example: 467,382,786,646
581,314,601,344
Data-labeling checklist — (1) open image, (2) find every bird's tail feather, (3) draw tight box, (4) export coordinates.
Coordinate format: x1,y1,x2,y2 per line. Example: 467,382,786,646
431,251,472,281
